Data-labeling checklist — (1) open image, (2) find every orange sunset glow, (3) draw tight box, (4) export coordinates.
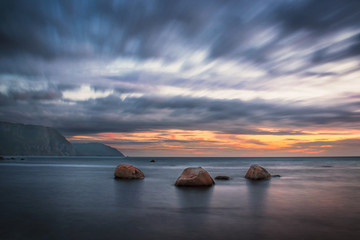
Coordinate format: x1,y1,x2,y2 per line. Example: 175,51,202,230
68,128,360,156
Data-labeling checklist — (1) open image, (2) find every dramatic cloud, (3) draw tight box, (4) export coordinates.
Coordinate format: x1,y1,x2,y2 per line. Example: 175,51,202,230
1,0,359,156
1,94,358,135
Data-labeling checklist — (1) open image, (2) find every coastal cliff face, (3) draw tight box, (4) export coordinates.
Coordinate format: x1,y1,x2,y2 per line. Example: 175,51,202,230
0,122,124,156
0,122,76,156
73,143,124,156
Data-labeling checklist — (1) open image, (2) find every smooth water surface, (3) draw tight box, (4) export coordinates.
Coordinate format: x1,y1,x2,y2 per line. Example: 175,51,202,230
0,157,359,240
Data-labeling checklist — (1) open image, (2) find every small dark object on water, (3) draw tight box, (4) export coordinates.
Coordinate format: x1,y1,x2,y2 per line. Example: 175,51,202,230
321,165,333,168
272,174,281,177
10,157,16,160
21,158,25,160
150,159,156,163
0,156,5,160
215,176,230,180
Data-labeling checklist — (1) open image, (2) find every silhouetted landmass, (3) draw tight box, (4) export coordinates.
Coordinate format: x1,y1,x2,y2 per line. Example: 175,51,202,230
0,122,124,156
73,143,124,156
0,122,76,156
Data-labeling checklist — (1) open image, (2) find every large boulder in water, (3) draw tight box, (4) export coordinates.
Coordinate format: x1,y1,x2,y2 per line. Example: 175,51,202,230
245,164,271,180
175,167,215,187
114,164,145,179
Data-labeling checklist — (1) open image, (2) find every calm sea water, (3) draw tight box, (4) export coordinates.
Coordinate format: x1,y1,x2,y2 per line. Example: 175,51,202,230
0,156,359,240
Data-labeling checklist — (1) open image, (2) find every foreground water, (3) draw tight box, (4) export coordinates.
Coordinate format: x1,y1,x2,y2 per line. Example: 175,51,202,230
0,156,359,240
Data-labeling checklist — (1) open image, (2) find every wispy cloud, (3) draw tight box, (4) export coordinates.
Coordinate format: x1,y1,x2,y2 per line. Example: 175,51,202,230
1,0,359,155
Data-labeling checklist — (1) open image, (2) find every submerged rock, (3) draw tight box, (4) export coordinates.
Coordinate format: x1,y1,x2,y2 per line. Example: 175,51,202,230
245,164,271,180
272,174,281,177
175,167,215,187
150,159,156,163
114,164,145,179
215,175,230,180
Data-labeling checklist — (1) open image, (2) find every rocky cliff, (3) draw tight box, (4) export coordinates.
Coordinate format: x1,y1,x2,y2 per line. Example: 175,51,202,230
0,122,76,156
0,122,124,156
73,143,124,156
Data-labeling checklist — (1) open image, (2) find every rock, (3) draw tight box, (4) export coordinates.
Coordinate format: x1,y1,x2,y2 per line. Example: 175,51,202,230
215,175,230,180
245,164,271,180
20,158,25,160
0,156,4,160
10,157,16,160
272,174,281,177
175,167,215,187
150,159,156,163
114,164,145,179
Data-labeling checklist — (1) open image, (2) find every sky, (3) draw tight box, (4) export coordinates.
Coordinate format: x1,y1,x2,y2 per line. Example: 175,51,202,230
0,0,360,157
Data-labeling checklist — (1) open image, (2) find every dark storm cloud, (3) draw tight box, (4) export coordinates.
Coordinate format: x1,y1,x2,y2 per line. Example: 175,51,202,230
301,71,338,77
267,0,360,65
0,0,217,60
309,32,360,64
1,0,359,62
93,0,218,59
274,0,360,34
68,96,360,134
0,0,359,79
113,96,360,127
0,89,62,101
0,0,77,60
220,128,309,136
244,139,267,146
163,139,219,144
1,93,359,135
1,0,360,137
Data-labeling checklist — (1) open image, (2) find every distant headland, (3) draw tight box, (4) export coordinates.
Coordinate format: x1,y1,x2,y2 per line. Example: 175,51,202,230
0,122,124,157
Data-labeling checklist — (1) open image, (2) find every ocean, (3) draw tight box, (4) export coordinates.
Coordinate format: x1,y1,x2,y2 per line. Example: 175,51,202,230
0,156,359,240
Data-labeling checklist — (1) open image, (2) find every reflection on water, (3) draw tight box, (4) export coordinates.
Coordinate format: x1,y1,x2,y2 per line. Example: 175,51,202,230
113,178,145,207
176,187,214,208
246,179,270,214
246,180,270,239
175,187,214,237
0,157,359,240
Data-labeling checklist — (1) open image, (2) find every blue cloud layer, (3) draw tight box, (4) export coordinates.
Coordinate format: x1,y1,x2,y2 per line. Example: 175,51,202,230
0,0,360,135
